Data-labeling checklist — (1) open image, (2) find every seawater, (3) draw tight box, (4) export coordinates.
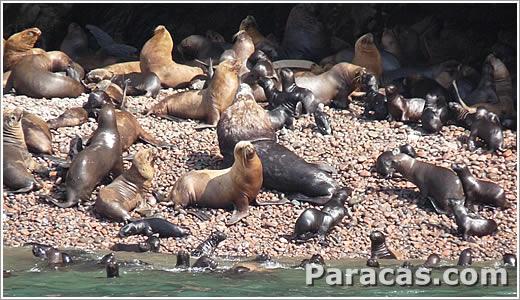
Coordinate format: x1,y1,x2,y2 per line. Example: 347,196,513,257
2,247,517,297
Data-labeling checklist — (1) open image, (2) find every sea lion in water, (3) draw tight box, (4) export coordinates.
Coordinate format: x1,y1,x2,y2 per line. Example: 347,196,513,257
140,25,204,88
378,150,465,214
119,217,191,238
3,27,43,72
448,199,498,241
370,231,397,259
5,51,85,98
146,58,240,128
296,254,325,268
366,258,380,268
111,236,160,253
176,250,191,268
451,163,508,209
95,148,155,222
46,104,123,208
457,248,472,266
422,254,441,267
166,141,263,225
385,85,425,122
191,231,227,257
21,111,53,154
352,33,383,83
503,254,517,267
106,260,120,278
228,254,273,273
3,108,45,193
46,248,73,266
192,256,217,271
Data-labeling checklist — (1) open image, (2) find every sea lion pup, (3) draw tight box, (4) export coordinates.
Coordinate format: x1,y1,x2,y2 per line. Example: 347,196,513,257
167,141,263,225
140,25,204,89
3,27,43,71
296,254,325,268
191,231,227,257
3,108,45,193
146,58,241,128
422,254,441,268
370,231,397,259
46,248,73,266
448,102,476,129
466,108,505,154
385,85,425,122
503,254,517,267
457,248,472,266
192,256,218,271
294,62,366,108
359,73,388,120
21,111,53,155
95,148,155,222
60,23,89,61
451,163,508,209
242,50,279,102
291,187,353,245
5,51,85,98
109,72,161,98
106,260,120,278
381,151,465,214
448,199,498,241
366,258,380,268
375,144,418,179
176,250,191,268
46,104,124,208
352,33,383,83
111,236,160,253
421,93,451,133
119,217,191,238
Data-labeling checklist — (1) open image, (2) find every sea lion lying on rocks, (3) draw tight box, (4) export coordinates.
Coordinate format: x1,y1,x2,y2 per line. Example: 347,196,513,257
448,199,498,241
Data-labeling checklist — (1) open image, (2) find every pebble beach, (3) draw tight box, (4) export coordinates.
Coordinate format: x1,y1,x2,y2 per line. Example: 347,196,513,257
2,90,517,263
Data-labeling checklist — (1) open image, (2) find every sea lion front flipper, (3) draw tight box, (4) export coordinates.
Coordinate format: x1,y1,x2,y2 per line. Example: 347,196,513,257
227,198,249,226
186,209,212,221
255,197,289,206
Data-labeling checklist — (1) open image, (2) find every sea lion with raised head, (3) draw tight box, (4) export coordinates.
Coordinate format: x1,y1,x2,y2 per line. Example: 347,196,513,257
192,256,217,271
370,231,397,259
119,217,190,238
219,30,255,78
385,84,425,122
448,199,498,241
457,248,472,266
360,73,388,120
191,231,227,257
352,33,383,82
466,107,505,154
176,250,191,268
3,27,43,72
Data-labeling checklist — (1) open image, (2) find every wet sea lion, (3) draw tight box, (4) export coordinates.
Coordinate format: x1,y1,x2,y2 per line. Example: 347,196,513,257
503,254,517,267
111,236,160,253
46,104,123,208
375,144,417,179
457,248,472,266
21,111,53,154
3,27,42,71
228,254,273,273
466,108,505,154
47,107,89,129
3,108,45,193
422,253,441,268
448,199,498,240
379,150,465,214
95,148,155,222
421,93,451,133
366,258,380,268
176,250,191,268
385,85,425,122
140,25,204,88
451,163,508,209
370,231,397,259
167,141,263,225
191,231,227,257
46,248,73,266
296,254,325,268
352,33,383,82
192,256,217,271
5,51,85,98
106,261,120,278
119,218,190,238
360,73,388,120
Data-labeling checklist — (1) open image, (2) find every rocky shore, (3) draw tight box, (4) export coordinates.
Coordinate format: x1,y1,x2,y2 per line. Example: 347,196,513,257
2,90,517,262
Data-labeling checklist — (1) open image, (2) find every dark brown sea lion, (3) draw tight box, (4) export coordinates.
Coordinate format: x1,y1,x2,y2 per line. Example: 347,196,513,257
421,93,451,133
176,250,191,268
146,58,240,128
385,85,425,122
46,248,73,266
296,254,325,268
448,102,475,129
375,144,418,179
95,148,155,222
166,141,263,225
360,73,388,120
46,104,123,208
3,27,43,71
457,248,472,266
192,256,217,271
370,231,397,259
423,254,441,267
380,151,465,214
242,49,280,102
106,261,120,278
119,217,190,238
5,51,85,98
451,163,508,209
140,25,204,88
191,231,227,257
448,199,498,241
111,236,160,253
366,258,380,268
47,107,89,129
503,254,517,267
294,62,366,108
21,111,53,154
177,34,225,63
59,23,89,61
352,33,383,83
466,108,505,154
3,108,45,193
110,72,161,98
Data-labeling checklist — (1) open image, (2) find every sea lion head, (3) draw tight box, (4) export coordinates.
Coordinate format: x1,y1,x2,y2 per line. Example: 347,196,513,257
385,85,398,98
240,15,258,31
86,69,114,83
424,253,441,267
450,162,467,173
369,231,387,245
119,222,138,237
247,49,268,67
132,148,156,181
356,33,375,49
209,231,228,244
7,27,42,51
106,261,120,278
218,58,242,74
457,248,472,266
366,258,380,267
361,73,378,91
154,25,167,35
375,148,401,179
330,187,353,205
3,108,24,130
176,250,191,268
234,141,258,167
206,30,225,44
99,253,116,265
279,67,295,87
97,103,117,131
399,144,417,158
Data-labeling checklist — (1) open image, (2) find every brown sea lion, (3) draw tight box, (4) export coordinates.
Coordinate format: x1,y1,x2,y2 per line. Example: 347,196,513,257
239,15,279,60
146,58,240,128
448,199,498,241
5,51,85,98
385,85,425,122
3,108,45,193
219,30,255,78
90,80,124,105
294,62,366,108
59,23,89,61
47,107,89,129
166,141,263,225
95,148,155,222
85,61,141,83
140,25,204,88
352,33,383,83
3,27,43,71
21,111,53,155
46,104,123,208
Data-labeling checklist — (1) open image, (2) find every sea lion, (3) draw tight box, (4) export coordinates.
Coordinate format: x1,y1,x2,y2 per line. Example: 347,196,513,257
146,58,240,128
110,72,161,98
191,231,227,257
379,150,465,214
191,256,217,271
21,111,53,154
385,85,425,122
86,61,142,82
111,236,160,253
177,34,225,63
228,254,273,273
219,30,255,78
448,199,498,240
352,33,383,82
3,108,45,193
451,163,508,209
176,250,191,268
360,73,388,120
99,253,116,265
402,261,413,269
46,248,73,266
89,80,124,105
47,107,89,129
119,218,190,238
423,254,441,267
95,148,155,222
5,51,85,98
294,62,366,108
447,102,475,129
59,23,89,61
466,107,505,154
370,231,397,259
140,25,204,88
375,144,418,179
366,258,380,268
421,93,451,133
46,104,123,208
3,27,42,71
503,254,517,267
296,254,325,268
457,248,472,266
106,261,120,278
239,15,279,60
166,141,263,225
291,188,353,245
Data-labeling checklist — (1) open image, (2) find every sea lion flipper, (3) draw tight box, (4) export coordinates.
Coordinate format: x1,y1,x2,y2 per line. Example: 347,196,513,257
227,200,249,226
287,193,333,205
186,209,212,221
255,197,289,206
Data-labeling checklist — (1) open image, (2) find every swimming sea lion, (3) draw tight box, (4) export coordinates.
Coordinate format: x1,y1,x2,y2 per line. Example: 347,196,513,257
95,148,155,222
228,254,273,273
503,254,517,267
46,248,73,266
191,256,217,271
423,254,441,267
111,236,160,253
106,261,120,278
366,258,380,268
119,217,190,238
385,84,425,122
352,33,383,82
176,250,191,268
457,248,472,266
3,27,43,71
191,231,227,257
167,141,263,225
370,231,397,259
451,163,508,209
296,254,325,268
140,25,204,88
448,199,498,240
21,111,53,154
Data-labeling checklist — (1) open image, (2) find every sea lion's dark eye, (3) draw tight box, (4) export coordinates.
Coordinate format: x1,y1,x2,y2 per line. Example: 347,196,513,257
26,32,34,37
